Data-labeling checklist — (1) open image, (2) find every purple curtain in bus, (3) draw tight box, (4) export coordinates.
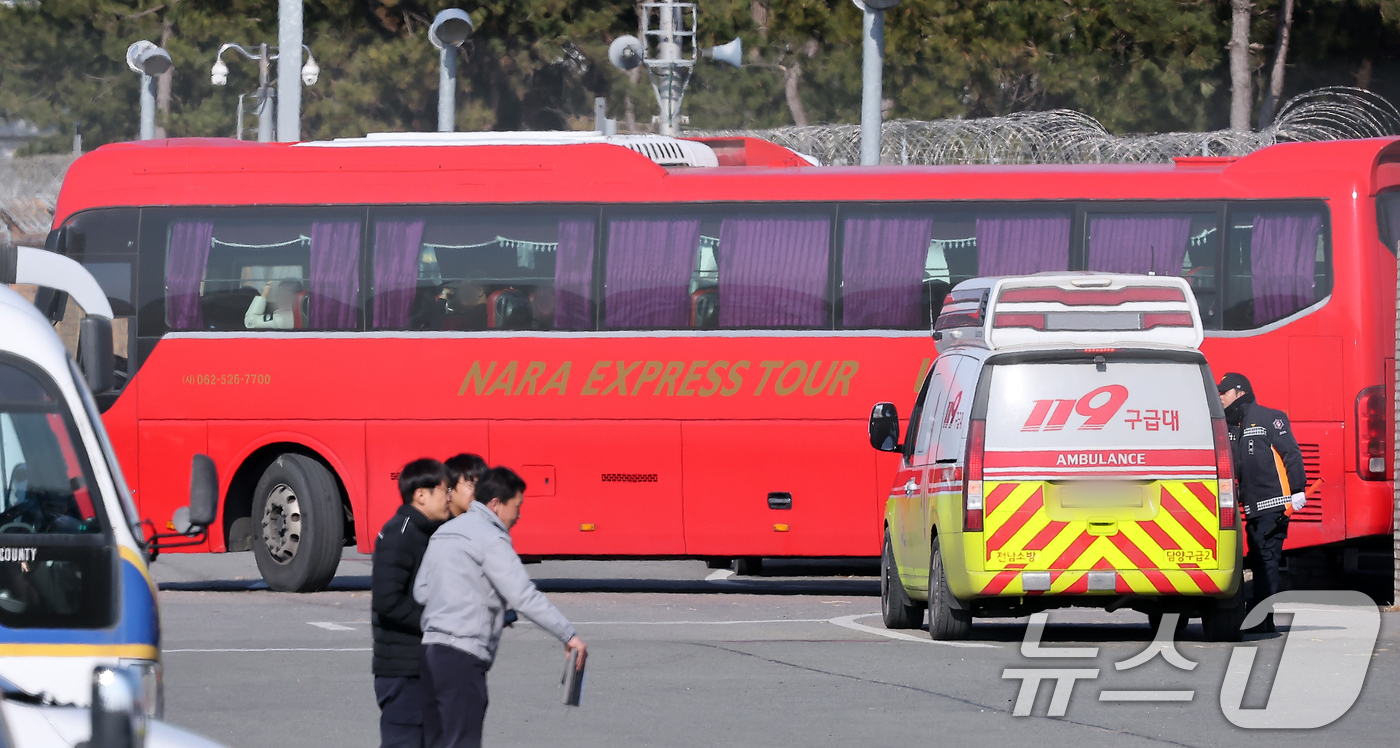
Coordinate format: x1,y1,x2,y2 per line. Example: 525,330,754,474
1087,215,1192,276
841,214,934,328
372,219,424,330
554,218,595,330
166,220,214,330
309,220,362,330
718,214,831,328
1251,211,1322,325
604,217,699,328
975,214,1071,276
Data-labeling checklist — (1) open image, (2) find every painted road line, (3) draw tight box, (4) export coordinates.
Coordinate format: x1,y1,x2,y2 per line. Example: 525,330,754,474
705,569,736,581
308,622,357,631
165,647,373,653
570,618,831,625
828,614,1000,648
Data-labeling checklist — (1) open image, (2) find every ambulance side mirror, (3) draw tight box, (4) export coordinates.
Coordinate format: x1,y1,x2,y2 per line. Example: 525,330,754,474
869,402,901,452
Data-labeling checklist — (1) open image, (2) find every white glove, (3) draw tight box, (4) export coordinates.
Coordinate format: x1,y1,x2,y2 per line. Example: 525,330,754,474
1290,492,1306,512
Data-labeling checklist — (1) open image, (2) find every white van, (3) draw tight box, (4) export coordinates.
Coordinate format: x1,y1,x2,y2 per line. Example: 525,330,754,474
870,273,1244,640
0,246,217,712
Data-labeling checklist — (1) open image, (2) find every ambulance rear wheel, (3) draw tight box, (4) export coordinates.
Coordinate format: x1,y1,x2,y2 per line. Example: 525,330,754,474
928,536,972,640
251,454,344,593
1201,600,1246,642
881,532,924,629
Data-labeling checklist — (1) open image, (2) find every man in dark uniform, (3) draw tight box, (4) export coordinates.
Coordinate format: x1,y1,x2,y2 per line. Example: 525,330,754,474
372,459,452,748
1218,372,1306,634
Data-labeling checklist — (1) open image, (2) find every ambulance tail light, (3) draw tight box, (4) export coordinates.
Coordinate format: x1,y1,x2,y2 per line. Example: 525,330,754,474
1212,417,1237,530
1356,385,1388,481
963,420,986,532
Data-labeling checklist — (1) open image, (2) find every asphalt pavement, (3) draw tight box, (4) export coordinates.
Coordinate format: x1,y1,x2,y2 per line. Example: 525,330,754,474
150,549,1400,748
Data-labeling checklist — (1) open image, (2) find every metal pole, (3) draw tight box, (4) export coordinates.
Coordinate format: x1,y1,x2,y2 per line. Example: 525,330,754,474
236,95,245,140
277,0,303,142
438,47,457,133
859,6,884,166
257,44,274,142
657,5,681,136
139,73,157,140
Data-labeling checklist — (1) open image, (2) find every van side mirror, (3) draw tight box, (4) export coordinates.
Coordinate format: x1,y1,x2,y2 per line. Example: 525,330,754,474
869,402,901,452
79,316,115,395
174,454,218,533
90,665,147,748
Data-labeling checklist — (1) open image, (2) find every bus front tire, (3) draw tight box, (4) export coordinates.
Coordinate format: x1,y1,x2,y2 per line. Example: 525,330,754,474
251,454,344,593
928,536,972,640
881,533,924,629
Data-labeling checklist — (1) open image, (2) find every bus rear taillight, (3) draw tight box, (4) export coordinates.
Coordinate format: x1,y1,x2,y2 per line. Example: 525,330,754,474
1212,417,1237,530
1356,385,1388,481
963,420,986,532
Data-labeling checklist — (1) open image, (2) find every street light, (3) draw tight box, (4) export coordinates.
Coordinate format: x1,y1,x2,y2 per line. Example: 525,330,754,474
430,9,474,132
212,43,318,142
852,0,901,165
126,41,173,141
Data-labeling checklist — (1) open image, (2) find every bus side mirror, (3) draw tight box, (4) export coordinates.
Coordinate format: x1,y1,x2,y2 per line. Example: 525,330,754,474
90,665,148,748
79,316,115,395
172,454,218,536
869,402,901,452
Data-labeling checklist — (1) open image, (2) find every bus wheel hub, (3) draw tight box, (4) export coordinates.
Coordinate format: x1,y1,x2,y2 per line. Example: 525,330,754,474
261,484,302,565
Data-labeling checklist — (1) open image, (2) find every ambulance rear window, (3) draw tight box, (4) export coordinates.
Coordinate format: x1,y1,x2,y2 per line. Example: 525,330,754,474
981,359,1215,479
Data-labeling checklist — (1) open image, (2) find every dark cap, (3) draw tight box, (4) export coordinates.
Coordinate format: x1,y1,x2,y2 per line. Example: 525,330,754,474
1217,372,1252,394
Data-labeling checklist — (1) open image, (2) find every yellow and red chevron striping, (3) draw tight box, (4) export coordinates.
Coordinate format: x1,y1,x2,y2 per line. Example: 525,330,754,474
981,480,1221,574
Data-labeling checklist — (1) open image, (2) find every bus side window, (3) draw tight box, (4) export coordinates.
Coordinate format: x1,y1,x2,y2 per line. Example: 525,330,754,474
368,209,595,331
1223,202,1331,330
47,208,139,398
601,207,834,330
838,207,1070,330
149,208,365,333
1083,211,1222,330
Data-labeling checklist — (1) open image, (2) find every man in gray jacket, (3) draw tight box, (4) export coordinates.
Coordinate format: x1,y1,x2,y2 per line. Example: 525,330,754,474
414,467,587,748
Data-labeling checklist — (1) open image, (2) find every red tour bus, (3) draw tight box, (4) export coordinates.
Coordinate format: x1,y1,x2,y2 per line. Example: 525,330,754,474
38,132,1399,591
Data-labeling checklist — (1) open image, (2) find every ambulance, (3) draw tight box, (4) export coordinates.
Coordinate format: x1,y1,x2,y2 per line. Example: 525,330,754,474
869,273,1244,641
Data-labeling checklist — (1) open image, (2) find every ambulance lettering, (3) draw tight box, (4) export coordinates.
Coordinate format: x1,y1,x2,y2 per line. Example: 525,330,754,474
1055,451,1148,467
1022,385,1130,432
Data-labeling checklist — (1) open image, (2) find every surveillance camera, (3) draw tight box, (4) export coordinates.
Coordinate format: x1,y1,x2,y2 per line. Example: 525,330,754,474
301,58,319,86
211,59,229,86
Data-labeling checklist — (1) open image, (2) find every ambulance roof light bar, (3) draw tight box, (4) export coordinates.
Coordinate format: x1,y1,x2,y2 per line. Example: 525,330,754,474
933,273,1204,352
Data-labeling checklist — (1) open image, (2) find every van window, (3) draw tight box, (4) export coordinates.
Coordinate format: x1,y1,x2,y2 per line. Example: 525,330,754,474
1223,204,1331,329
151,208,365,332
369,208,595,331
982,359,1215,477
935,357,978,462
840,206,1072,329
602,207,833,330
909,360,954,466
0,359,114,630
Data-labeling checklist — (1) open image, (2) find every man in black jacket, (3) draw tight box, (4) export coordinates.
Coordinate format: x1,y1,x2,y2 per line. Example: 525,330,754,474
373,459,452,748
1219,373,1306,634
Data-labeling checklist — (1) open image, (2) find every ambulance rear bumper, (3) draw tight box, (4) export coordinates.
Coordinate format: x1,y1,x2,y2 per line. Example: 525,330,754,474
940,531,1241,600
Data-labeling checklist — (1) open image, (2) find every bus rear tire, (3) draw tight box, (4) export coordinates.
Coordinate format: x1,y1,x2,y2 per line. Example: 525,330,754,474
928,536,972,640
251,454,344,593
881,532,924,629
